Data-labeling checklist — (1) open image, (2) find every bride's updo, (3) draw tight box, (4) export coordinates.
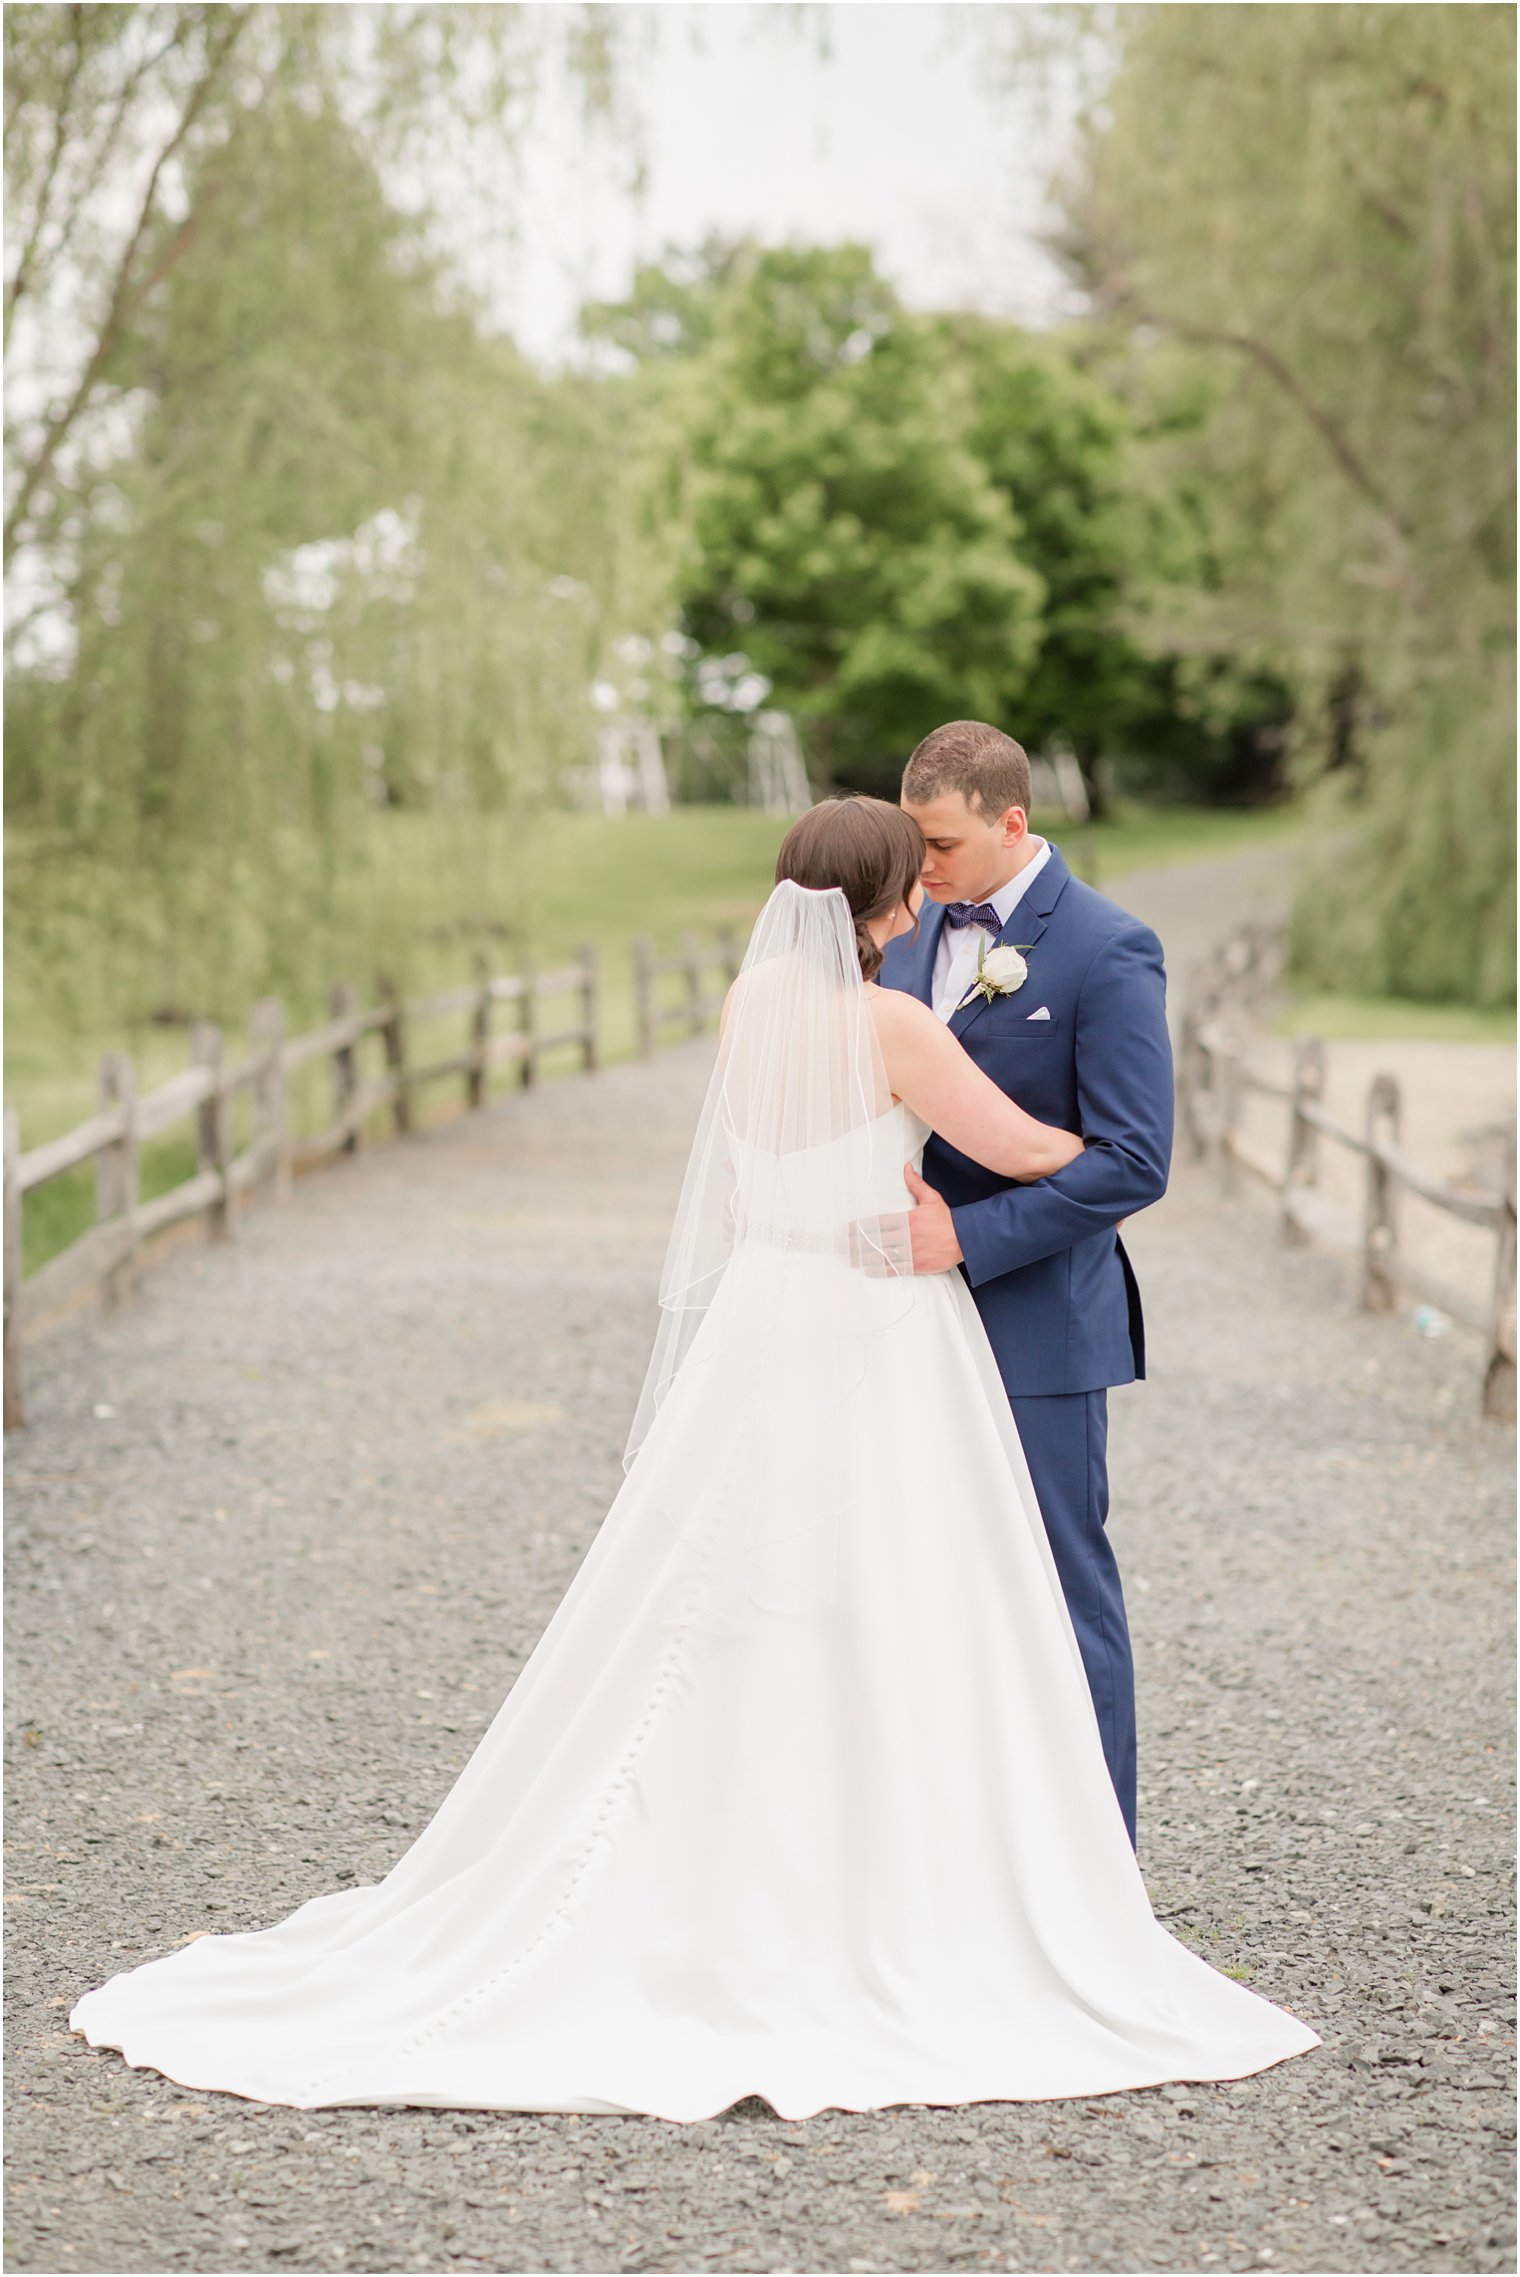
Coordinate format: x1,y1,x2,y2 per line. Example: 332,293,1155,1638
775,797,926,981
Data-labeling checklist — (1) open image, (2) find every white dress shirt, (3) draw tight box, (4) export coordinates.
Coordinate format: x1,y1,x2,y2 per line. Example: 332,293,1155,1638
931,838,1052,1022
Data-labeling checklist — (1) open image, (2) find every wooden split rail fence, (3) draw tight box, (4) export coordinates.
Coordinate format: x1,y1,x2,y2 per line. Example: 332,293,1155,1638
1178,921,1517,1422
633,928,742,1059
4,930,742,1432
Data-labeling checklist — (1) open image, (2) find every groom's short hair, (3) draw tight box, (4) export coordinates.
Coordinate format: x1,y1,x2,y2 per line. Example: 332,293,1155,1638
902,721,1032,821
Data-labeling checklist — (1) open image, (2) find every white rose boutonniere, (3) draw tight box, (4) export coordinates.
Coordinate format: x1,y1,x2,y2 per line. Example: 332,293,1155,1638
957,939,1033,1012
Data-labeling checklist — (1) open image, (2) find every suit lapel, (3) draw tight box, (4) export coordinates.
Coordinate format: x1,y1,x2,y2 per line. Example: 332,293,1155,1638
902,896,946,1008
948,844,1074,1045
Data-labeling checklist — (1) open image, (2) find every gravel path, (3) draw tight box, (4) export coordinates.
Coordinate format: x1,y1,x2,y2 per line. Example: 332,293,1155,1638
5,857,1514,2277
1099,840,1298,1016
1109,834,1517,1322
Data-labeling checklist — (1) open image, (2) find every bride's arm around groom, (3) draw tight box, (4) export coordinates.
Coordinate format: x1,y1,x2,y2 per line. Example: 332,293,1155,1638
906,913,1172,1303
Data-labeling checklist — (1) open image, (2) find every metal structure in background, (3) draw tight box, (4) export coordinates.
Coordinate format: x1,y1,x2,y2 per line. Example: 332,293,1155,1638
569,715,1092,835
1028,745,1091,824
746,711,811,815
1178,921,1517,1421
567,709,812,819
588,718,671,817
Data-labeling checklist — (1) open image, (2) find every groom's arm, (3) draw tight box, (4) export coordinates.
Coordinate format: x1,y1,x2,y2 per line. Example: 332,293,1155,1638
949,924,1173,1287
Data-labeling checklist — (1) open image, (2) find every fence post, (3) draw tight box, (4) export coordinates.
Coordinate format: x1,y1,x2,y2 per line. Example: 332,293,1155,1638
716,924,741,987
1217,1025,1244,1196
1484,1127,1517,1423
1197,982,1228,1168
1361,1072,1401,1314
1281,1035,1325,1246
468,952,491,1111
633,938,655,1061
682,931,704,1037
1219,929,1254,995
96,1050,138,1309
518,952,537,1089
250,997,289,1201
1246,919,1282,1000
191,1020,234,1238
1178,961,1221,1162
377,975,411,1135
578,941,599,1074
329,981,360,1154
4,1107,23,1432
1177,1000,1203,1161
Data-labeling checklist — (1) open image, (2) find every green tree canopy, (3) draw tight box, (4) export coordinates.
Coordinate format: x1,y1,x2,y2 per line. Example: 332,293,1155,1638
937,314,1293,807
1043,1,1516,1003
596,236,1293,806
602,241,1044,796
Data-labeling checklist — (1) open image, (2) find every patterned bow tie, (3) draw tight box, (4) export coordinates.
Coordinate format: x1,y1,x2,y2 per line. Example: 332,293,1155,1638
944,900,1003,932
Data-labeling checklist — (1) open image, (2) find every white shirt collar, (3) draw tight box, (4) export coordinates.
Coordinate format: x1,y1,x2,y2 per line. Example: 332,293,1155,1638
984,836,1051,925
930,838,1052,1019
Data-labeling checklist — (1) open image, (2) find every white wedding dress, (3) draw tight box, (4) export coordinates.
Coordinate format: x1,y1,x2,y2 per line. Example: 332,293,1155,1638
70,887,1319,2119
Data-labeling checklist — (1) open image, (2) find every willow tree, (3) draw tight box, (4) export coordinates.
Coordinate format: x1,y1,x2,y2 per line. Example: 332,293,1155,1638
4,4,643,1030
1041,2,1516,1004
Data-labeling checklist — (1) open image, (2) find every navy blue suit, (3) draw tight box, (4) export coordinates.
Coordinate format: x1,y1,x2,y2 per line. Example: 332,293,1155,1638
879,844,1173,1846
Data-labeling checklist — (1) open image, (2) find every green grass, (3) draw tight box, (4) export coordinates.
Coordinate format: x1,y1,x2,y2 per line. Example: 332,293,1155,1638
1272,990,1517,1045
7,797,1316,1275
1067,796,1307,883
511,806,784,957
510,795,1309,934
501,795,1310,970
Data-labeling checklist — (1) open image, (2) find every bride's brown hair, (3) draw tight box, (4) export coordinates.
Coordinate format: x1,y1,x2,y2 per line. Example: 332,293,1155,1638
775,797,925,981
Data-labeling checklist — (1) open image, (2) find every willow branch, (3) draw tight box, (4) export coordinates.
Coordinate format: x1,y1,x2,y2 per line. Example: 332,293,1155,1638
1107,277,1427,606
38,13,201,306
1175,321,1399,525
4,3,90,350
3,7,251,569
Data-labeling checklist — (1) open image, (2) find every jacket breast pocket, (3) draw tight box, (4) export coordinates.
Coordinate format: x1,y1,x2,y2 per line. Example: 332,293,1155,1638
981,1012,1063,1042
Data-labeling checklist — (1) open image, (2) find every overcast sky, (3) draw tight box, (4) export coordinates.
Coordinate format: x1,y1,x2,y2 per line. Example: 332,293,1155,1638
466,4,1093,363
5,4,1098,672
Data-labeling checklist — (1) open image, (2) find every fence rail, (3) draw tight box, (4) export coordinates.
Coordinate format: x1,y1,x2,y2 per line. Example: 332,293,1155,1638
18,917,1511,1432
4,932,737,1432
1178,922,1516,1422
633,928,742,1057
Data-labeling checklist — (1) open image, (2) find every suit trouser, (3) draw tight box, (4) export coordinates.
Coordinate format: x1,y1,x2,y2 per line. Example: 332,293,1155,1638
1007,1389,1138,1850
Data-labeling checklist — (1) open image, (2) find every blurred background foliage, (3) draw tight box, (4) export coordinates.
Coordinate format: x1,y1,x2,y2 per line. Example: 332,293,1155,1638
587,237,1299,810
4,0,1514,1121
1038,0,1516,1008
5,3,647,1040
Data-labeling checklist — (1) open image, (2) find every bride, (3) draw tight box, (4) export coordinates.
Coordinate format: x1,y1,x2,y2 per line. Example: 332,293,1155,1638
70,796,1320,2120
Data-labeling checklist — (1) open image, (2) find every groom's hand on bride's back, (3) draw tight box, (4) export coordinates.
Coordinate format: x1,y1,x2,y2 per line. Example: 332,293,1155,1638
905,1167,964,1274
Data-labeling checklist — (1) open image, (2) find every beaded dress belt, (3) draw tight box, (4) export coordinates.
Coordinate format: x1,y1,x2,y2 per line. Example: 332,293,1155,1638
734,1215,912,1275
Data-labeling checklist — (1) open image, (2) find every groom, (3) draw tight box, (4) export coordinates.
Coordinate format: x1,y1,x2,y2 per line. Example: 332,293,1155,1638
879,720,1173,1851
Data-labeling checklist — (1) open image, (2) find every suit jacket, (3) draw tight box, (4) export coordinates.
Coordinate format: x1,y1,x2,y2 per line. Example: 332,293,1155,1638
879,844,1173,1398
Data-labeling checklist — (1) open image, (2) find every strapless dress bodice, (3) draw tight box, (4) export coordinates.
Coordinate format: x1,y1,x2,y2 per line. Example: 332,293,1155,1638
726,1100,929,1240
